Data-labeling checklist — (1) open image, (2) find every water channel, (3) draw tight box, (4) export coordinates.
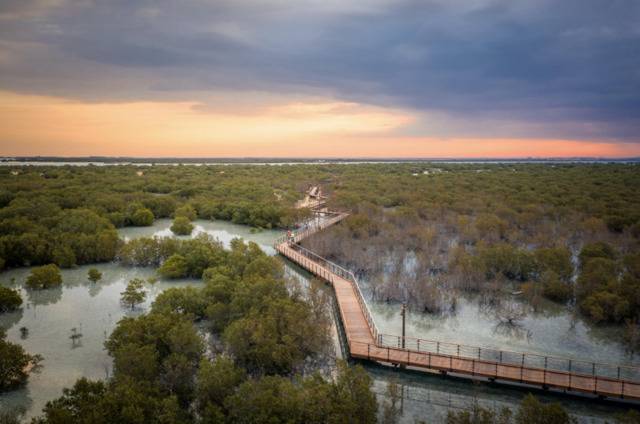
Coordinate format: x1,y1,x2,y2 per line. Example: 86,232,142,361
0,219,637,422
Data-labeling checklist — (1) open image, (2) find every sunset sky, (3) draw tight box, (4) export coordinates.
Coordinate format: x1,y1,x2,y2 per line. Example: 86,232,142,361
0,0,638,158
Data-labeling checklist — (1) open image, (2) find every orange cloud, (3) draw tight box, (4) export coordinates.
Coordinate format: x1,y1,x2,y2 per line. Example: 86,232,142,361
0,91,410,156
312,137,640,158
0,91,638,158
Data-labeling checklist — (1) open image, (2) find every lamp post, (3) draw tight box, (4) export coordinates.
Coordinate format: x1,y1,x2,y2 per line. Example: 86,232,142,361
401,303,406,349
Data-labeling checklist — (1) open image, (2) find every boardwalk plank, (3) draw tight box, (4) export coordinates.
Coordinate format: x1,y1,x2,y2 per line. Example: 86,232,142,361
275,212,640,402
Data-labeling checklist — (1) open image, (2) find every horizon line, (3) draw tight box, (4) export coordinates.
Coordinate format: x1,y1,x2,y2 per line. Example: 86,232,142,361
3,155,640,161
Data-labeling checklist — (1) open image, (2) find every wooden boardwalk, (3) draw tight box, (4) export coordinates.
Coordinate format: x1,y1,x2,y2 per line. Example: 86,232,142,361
275,211,640,402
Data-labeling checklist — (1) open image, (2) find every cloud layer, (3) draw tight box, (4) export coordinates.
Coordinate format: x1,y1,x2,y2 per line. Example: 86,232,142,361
1,0,639,152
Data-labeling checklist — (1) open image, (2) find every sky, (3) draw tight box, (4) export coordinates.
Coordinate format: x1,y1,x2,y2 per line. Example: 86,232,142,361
0,0,639,158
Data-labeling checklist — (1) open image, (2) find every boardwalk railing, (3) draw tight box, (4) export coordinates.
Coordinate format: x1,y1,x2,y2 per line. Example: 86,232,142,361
274,210,378,341
289,244,379,342
350,340,640,399
378,334,640,383
275,209,640,401
274,211,348,246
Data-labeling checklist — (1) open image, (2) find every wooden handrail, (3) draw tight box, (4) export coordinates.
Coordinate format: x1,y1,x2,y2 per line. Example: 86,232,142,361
378,334,640,383
274,207,640,401
274,212,379,341
294,250,374,337
349,339,640,399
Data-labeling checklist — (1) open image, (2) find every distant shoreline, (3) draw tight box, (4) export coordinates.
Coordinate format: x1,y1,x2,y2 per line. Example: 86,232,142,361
1,156,639,166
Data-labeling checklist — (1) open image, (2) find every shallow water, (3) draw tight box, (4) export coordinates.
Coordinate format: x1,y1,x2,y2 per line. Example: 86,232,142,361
368,363,634,424
0,266,198,418
1,219,637,422
284,261,639,423
118,218,279,255
0,220,282,420
369,295,639,368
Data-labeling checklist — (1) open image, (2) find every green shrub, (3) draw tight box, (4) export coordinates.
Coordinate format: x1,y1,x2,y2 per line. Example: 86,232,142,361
88,268,102,283
0,329,41,391
0,286,22,312
129,208,154,226
541,271,572,303
158,254,189,279
579,242,617,265
25,264,62,290
174,204,197,221
170,216,194,235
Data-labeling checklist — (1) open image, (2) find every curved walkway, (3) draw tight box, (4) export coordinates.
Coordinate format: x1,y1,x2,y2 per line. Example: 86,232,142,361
275,211,640,402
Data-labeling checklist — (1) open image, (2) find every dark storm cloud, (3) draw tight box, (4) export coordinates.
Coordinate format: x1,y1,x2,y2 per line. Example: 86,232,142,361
0,0,638,140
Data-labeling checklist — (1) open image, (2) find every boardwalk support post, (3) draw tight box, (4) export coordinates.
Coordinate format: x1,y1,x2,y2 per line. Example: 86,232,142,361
569,371,572,391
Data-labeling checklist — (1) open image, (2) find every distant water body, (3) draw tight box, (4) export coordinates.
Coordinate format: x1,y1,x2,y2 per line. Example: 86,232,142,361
1,219,635,422
1,158,639,167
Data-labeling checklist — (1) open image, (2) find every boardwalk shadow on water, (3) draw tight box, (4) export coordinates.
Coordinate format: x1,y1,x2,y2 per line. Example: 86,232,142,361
278,210,640,404
363,362,637,424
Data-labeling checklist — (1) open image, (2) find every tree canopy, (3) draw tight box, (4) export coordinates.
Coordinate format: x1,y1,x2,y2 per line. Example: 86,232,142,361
0,328,41,391
171,217,194,236
25,264,62,290
120,278,147,310
0,286,22,313
33,237,373,423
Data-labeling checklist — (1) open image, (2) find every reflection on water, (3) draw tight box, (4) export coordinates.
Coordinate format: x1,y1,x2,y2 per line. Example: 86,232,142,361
0,219,637,422
280,261,640,423
0,220,283,420
367,364,632,423
0,265,199,419
368,292,639,368
118,219,279,255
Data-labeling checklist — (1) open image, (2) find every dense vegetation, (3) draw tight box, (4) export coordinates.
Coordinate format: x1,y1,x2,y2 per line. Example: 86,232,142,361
0,165,315,270
0,286,22,312
31,238,377,423
2,163,640,421
171,216,194,235
87,268,102,283
0,328,41,392
445,395,640,424
299,163,640,330
445,394,574,424
25,264,62,290
576,244,640,323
